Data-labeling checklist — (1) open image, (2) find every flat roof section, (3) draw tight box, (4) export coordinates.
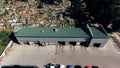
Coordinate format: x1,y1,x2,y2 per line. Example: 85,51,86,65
15,27,89,38
90,27,109,38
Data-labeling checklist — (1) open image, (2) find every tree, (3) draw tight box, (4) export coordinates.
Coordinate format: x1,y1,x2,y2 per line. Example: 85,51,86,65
18,0,28,2
4,9,9,15
112,19,120,31
70,0,83,19
0,30,11,46
37,0,43,8
5,0,9,4
70,0,90,27
84,0,120,32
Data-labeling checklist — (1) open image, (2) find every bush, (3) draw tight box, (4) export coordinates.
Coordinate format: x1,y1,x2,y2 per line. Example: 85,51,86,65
0,30,11,46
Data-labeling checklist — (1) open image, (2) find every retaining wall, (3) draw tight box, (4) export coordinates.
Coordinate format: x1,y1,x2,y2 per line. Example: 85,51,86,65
0,41,13,57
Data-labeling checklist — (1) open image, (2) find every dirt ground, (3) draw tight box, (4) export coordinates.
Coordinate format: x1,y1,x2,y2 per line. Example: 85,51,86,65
0,39,120,68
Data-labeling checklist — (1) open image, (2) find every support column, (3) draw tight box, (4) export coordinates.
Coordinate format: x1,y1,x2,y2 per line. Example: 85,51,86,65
76,41,80,46
65,41,69,45
20,41,23,45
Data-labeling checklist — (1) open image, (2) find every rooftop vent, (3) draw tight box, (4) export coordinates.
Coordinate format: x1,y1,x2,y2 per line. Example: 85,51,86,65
41,29,44,33
54,28,58,32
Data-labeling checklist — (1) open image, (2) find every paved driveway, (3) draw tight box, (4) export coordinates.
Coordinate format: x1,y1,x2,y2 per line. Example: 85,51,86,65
1,39,120,68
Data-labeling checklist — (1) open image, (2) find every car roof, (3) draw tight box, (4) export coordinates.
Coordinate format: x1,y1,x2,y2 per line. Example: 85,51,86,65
67,65,74,68
87,66,92,68
74,65,81,68
50,66,55,68
2,65,38,68
60,65,65,68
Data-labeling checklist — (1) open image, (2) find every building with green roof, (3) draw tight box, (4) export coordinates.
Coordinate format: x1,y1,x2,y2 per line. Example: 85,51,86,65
88,25,109,47
12,25,109,47
15,27,89,38
14,27,90,46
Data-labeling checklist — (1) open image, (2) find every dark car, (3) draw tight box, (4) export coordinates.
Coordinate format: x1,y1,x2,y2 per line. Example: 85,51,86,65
92,66,99,68
55,64,60,68
2,65,38,68
67,65,74,68
74,65,81,68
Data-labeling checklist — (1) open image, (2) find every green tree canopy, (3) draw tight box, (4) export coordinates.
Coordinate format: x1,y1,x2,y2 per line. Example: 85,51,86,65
84,0,120,32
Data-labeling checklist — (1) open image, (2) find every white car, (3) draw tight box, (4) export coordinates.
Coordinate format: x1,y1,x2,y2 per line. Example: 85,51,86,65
50,65,55,68
60,65,65,68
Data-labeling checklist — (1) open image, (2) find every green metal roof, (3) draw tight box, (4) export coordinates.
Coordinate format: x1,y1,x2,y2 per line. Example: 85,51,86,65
15,27,89,38
90,27,109,38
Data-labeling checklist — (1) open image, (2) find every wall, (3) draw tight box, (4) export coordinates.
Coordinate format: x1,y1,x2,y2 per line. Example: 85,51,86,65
89,38,109,47
16,37,88,45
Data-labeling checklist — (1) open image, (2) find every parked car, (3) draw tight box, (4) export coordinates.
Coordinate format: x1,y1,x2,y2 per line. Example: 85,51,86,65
45,63,55,68
74,65,81,68
84,66,92,68
50,65,55,68
92,66,99,68
55,64,60,68
60,65,65,68
67,65,74,68
55,64,65,68
2,65,38,68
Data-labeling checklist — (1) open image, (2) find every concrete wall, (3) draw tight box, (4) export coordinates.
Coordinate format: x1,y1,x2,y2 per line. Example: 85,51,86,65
89,38,109,47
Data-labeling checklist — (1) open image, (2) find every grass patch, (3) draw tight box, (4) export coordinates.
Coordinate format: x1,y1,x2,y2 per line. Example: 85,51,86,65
0,45,6,55
0,30,12,55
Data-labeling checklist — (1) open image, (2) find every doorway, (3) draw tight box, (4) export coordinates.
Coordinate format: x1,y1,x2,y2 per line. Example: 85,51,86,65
58,41,65,45
93,43,101,47
80,41,88,47
69,41,76,45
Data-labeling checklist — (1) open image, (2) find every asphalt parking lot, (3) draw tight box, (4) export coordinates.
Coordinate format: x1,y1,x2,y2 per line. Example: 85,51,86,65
1,39,120,68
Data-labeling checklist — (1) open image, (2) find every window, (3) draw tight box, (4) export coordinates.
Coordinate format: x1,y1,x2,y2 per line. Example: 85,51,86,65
69,42,76,45
23,41,29,45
